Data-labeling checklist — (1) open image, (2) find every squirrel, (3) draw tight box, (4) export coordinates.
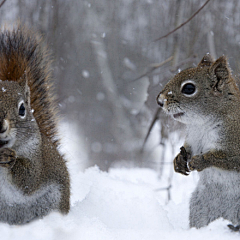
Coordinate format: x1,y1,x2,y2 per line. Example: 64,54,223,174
0,26,70,225
157,54,240,230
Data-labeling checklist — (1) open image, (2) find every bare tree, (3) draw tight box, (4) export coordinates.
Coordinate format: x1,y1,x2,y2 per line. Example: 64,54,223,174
1,0,240,174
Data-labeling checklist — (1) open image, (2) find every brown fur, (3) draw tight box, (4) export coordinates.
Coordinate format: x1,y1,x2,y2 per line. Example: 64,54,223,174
0,25,70,225
0,25,58,146
157,54,240,229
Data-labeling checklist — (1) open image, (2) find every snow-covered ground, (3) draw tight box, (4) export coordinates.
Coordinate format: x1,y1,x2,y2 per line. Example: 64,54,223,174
0,166,239,240
0,122,239,240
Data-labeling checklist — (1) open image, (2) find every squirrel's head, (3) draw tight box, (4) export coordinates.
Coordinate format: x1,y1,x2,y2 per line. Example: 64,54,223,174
157,54,240,124
0,76,38,149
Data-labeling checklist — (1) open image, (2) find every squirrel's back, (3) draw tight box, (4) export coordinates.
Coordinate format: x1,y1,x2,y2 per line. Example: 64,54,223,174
0,26,58,145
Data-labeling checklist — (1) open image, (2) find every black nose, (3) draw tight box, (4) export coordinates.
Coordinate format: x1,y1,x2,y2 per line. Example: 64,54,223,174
0,120,7,133
156,94,164,107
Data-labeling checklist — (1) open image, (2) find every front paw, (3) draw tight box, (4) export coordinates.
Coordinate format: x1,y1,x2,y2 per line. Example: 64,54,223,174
174,150,190,176
0,148,16,168
188,155,205,172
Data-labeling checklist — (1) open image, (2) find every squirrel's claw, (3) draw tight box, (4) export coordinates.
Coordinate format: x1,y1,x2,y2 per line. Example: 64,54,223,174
173,149,190,176
0,148,16,168
228,224,240,232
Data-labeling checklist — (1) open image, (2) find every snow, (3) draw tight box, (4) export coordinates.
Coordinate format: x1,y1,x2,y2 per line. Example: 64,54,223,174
82,70,90,78
0,123,239,239
0,166,238,240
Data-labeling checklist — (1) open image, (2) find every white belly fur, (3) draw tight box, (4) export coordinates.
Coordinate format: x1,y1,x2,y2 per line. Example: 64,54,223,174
186,123,220,156
0,168,61,224
187,122,240,226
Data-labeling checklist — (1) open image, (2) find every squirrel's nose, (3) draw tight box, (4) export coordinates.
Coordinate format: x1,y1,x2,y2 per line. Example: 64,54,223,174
157,93,164,107
0,119,8,134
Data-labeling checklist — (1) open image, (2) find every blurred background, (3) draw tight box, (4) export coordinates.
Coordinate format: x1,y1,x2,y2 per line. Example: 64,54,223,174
1,0,240,175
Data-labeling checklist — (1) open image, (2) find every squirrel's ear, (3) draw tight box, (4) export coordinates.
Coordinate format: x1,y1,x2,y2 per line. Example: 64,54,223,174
19,74,31,106
198,54,214,67
209,56,231,92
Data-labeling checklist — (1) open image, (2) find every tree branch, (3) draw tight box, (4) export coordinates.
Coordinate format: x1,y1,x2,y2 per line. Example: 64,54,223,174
141,107,161,152
0,0,7,8
153,0,211,42
131,56,173,83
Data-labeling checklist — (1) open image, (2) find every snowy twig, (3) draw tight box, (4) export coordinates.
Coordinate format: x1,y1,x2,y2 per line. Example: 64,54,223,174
0,0,6,8
141,108,161,152
153,0,211,42
155,184,172,192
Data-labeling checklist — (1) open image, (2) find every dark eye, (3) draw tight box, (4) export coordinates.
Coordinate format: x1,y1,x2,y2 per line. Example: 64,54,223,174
181,83,196,95
19,103,26,117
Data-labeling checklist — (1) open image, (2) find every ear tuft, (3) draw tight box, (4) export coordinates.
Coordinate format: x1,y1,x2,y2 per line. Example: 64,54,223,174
210,56,230,81
198,53,214,67
208,56,231,94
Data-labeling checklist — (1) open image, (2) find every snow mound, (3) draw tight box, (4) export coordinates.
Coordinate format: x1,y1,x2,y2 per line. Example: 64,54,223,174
0,167,239,240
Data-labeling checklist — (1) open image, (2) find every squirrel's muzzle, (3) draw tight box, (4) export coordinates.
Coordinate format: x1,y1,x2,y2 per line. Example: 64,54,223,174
0,119,9,135
156,93,165,107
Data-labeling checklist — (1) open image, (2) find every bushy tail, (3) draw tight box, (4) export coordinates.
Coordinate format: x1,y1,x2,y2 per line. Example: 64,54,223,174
0,25,59,146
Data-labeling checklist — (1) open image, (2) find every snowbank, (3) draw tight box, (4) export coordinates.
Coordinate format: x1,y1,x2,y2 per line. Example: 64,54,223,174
0,166,239,240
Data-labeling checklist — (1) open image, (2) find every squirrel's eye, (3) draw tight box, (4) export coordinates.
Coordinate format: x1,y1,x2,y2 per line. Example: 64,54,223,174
19,103,26,117
181,83,196,95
